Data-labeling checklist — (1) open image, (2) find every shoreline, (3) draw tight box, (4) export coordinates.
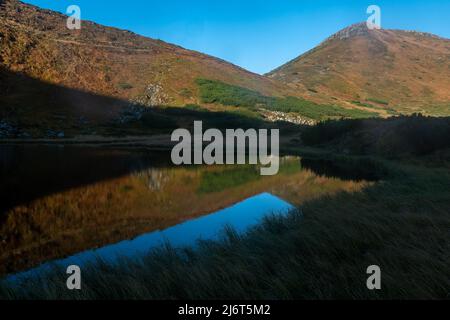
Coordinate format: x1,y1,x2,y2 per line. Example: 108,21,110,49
0,133,302,150
0,134,175,149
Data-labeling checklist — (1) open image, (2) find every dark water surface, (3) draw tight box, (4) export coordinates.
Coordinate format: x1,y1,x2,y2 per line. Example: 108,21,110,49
0,145,378,280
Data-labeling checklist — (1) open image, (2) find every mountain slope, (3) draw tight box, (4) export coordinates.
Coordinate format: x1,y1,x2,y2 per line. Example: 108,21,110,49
0,0,303,128
267,23,450,115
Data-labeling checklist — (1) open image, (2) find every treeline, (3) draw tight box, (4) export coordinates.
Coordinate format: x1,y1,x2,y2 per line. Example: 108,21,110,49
302,114,450,157
196,79,377,121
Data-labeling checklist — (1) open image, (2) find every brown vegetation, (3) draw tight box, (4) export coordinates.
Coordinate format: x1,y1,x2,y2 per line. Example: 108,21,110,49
268,23,450,115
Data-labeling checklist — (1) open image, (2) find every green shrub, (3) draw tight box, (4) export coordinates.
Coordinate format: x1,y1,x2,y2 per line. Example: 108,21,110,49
185,104,204,111
367,98,389,105
196,79,377,121
197,166,261,193
117,82,133,90
179,88,193,98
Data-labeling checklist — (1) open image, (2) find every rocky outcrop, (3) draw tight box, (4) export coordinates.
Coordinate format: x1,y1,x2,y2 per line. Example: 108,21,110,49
260,109,316,126
117,104,145,123
325,22,371,41
130,84,170,107
117,84,170,123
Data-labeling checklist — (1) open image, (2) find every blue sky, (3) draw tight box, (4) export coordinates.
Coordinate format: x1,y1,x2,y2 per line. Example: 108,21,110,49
23,0,450,74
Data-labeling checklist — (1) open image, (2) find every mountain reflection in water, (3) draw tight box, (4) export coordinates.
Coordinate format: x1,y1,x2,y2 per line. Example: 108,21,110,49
0,145,376,277
7,193,293,282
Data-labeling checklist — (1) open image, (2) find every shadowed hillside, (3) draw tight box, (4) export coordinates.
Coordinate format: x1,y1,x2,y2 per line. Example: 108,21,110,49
0,66,127,137
0,0,302,110
3,1,449,133
0,67,303,137
301,114,450,160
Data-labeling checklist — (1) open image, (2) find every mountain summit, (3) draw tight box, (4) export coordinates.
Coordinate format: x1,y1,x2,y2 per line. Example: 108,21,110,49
268,23,450,114
324,22,373,41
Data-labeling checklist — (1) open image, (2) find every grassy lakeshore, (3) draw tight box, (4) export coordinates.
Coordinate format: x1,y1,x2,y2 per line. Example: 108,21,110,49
1,155,449,299
1,115,449,299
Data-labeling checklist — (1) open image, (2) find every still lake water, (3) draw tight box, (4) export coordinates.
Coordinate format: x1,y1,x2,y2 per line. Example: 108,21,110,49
0,145,376,281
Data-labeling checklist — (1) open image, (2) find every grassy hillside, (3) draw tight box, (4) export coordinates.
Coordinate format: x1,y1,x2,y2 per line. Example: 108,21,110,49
268,23,450,115
0,0,299,133
0,68,298,138
197,79,378,121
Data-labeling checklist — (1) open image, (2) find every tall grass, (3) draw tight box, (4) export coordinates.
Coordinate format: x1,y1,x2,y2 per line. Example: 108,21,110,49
1,160,448,300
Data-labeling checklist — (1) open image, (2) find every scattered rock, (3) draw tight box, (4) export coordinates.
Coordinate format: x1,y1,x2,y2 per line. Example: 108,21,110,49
0,119,17,138
117,104,146,123
130,83,169,107
117,83,170,124
17,132,31,138
260,109,316,126
46,129,65,139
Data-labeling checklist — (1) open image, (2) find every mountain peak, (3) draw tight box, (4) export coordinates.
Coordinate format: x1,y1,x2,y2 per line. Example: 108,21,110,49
268,22,450,111
326,22,375,41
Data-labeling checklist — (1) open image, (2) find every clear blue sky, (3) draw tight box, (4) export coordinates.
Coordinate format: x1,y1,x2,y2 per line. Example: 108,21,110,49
23,0,450,74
